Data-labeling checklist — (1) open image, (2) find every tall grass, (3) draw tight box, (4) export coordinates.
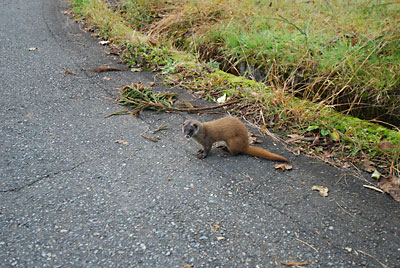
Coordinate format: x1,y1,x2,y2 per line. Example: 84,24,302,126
116,0,400,126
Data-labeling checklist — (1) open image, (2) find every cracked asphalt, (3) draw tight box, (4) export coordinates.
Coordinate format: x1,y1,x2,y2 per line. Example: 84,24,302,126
1,0,399,267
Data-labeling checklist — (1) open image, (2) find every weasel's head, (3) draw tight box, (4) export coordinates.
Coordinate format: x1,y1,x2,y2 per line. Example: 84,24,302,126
183,119,201,139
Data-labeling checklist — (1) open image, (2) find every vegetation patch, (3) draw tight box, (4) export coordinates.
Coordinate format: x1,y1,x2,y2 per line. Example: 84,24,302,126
69,0,400,198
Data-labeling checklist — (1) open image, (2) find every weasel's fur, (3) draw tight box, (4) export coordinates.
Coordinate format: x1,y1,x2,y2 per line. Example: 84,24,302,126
183,117,288,162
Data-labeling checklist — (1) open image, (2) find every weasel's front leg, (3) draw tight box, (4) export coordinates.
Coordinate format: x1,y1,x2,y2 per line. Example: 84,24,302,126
197,143,211,159
197,148,207,159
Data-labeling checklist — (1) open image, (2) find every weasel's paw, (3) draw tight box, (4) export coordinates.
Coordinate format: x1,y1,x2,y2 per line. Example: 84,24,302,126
196,149,207,159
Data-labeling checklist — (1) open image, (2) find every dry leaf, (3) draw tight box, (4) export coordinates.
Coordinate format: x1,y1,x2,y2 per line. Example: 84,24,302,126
217,94,227,104
312,185,329,197
90,66,122,73
28,47,37,51
63,68,78,76
183,265,193,268
274,163,292,171
216,236,225,240
378,176,400,202
167,177,173,181
248,132,262,144
286,134,303,143
361,159,375,173
148,38,157,46
99,40,110,45
141,134,160,142
148,82,156,87
378,141,395,151
115,140,129,145
281,260,308,266
103,76,112,81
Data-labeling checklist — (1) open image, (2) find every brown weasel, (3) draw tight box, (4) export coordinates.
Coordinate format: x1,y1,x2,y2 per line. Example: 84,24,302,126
183,117,288,162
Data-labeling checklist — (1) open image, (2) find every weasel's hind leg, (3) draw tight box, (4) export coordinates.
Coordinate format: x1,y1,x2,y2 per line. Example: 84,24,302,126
226,137,246,156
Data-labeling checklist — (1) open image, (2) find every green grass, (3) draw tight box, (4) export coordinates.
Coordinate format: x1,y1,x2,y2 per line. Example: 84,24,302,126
112,0,400,125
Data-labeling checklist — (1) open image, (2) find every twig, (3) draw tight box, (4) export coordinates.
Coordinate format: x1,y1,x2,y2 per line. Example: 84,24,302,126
141,134,160,142
363,184,384,193
104,109,129,118
357,249,389,268
335,201,356,218
152,125,168,133
295,238,319,253
126,97,239,112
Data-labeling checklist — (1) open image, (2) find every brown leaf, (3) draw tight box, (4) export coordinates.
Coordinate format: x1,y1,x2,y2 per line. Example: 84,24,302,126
248,132,262,144
274,163,293,171
148,38,157,46
183,264,193,268
361,159,375,173
312,185,329,197
63,68,78,76
115,139,129,145
281,260,308,266
90,66,122,73
378,176,400,202
378,141,395,151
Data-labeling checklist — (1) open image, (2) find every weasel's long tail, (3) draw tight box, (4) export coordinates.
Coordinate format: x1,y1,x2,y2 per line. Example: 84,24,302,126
244,146,288,162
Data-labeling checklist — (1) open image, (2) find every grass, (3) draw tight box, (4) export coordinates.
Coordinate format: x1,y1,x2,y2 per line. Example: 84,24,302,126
114,0,400,126
69,0,400,179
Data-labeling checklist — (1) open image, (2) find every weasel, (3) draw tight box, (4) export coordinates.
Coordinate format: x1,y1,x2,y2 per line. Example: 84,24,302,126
183,117,288,162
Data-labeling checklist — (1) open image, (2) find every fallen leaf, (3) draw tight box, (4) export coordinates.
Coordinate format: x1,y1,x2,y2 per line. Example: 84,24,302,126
217,94,227,104
63,68,78,76
362,159,375,173
28,47,37,51
148,82,156,87
141,134,160,142
216,236,225,240
378,176,400,202
115,139,129,145
167,177,173,181
248,132,262,144
274,163,292,171
130,67,142,72
148,38,157,46
312,185,329,197
103,76,112,81
90,66,122,73
291,147,301,156
281,260,308,266
378,141,395,151
371,169,381,179
183,265,193,268
99,40,110,45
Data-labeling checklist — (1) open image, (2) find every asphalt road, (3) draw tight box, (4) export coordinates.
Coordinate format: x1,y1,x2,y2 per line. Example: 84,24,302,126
1,0,399,267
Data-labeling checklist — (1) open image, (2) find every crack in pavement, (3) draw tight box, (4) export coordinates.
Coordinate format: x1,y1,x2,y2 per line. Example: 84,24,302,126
0,161,85,193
